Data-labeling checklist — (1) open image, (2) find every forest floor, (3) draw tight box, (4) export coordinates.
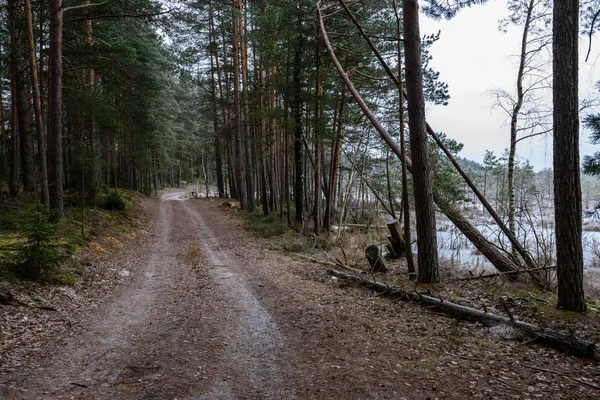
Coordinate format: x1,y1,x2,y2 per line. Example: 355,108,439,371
1,189,600,399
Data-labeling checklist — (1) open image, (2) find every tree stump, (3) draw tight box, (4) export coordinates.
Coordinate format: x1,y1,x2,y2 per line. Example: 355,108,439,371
366,245,387,273
386,219,406,258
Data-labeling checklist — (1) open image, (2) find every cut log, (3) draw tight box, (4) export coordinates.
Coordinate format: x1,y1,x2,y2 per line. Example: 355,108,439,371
365,245,387,273
329,269,597,359
386,219,406,258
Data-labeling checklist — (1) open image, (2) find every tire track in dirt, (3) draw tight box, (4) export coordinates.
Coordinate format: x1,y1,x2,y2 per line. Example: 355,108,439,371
177,199,288,399
0,192,289,399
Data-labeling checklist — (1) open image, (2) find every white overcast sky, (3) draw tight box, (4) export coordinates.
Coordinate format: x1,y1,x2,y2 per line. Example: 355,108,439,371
419,0,600,171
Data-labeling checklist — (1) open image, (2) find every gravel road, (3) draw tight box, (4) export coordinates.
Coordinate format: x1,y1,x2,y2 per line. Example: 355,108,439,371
2,190,598,399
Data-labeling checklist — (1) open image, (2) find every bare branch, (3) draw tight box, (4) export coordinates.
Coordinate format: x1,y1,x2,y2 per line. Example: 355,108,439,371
63,1,107,13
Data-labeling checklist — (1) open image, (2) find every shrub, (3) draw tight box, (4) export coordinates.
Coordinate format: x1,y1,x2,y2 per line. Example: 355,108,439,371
101,191,128,213
3,206,72,281
141,185,153,197
244,212,286,238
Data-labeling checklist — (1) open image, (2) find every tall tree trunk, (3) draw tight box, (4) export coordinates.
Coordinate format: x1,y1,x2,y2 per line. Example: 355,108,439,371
508,0,535,246
324,85,345,231
39,0,45,124
232,0,248,208
178,153,183,188
240,0,255,211
14,5,35,193
16,82,34,192
314,23,322,234
403,0,439,283
258,37,270,215
9,0,20,197
268,66,278,211
292,12,304,224
553,0,585,311
85,1,101,203
48,0,64,218
209,1,225,198
0,49,6,181
25,0,49,205
394,0,416,276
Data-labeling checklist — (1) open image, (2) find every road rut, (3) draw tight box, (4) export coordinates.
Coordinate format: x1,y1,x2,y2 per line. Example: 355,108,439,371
1,192,288,399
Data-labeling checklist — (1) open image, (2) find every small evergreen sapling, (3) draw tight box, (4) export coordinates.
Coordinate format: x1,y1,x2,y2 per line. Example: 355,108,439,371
6,205,72,281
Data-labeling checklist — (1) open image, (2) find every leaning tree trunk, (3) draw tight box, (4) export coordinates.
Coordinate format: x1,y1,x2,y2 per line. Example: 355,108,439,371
48,0,64,218
553,0,586,311
335,0,536,272
402,0,439,283
317,6,519,275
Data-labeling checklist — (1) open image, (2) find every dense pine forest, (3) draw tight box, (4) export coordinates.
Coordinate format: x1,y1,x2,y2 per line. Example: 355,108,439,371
2,0,600,313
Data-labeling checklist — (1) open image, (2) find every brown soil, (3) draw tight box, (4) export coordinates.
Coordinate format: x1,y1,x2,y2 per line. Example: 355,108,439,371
1,190,599,399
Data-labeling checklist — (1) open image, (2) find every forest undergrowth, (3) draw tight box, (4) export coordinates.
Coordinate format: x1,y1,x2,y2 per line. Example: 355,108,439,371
232,201,600,354
0,188,144,287
0,189,147,363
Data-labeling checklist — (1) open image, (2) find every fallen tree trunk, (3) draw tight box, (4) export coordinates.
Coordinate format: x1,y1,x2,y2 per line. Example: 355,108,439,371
344,223,387,229
458,266,557,281
329,269,596,359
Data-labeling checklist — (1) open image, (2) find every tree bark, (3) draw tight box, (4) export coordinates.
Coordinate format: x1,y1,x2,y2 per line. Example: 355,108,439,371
258,32,270,215
0,49,5,181
209,1,225,198
14,5,35,193
508,0,535,246
324,85,346,231
292,11,305,224
48,0,64,218
394,0,416,278
553,0,586,311
365,245,387,273
8,0,20,197
314,23,322,234
402,0,439,283
387,219,406,257
232,0,248,209
25,0,49,206
240,0,255,211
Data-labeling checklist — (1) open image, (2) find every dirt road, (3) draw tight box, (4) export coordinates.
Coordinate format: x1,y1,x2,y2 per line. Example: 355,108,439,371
1,192,598,399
